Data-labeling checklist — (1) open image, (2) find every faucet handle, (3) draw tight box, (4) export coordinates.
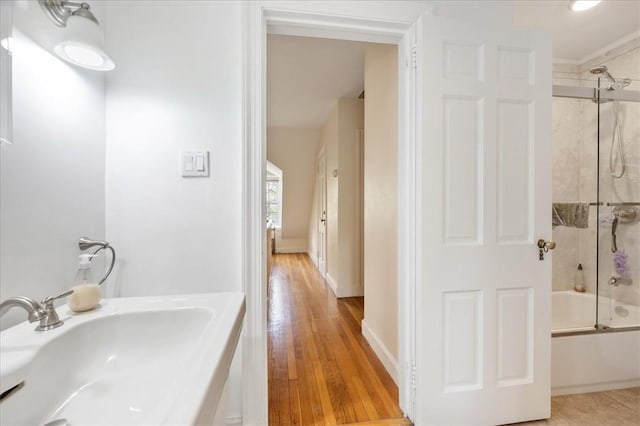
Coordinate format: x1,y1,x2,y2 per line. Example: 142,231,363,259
41,289,74,307
35,290,73,332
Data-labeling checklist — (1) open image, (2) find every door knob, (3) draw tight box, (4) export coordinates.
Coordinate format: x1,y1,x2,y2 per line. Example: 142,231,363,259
537,239,556,261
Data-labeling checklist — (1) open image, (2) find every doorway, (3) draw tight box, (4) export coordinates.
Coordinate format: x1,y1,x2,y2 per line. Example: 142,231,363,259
265,33,403,424
243,6,417,426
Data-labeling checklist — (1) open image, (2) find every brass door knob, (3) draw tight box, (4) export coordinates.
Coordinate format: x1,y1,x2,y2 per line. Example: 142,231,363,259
537,239,556,260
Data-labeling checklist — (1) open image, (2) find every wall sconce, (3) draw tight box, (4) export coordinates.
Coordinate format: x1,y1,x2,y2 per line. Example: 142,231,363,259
39,0,114,71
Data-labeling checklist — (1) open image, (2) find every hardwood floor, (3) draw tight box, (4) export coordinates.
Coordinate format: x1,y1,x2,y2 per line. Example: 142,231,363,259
268,253,406,426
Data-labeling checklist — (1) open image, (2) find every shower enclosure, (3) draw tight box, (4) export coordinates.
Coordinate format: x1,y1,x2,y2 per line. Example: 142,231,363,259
551,68,640,335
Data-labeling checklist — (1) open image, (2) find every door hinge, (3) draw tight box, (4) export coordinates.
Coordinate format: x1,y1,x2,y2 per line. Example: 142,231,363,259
411,44,417,69
411,363,417,389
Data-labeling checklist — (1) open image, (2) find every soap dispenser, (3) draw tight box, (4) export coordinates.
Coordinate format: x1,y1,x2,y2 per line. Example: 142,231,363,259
574,263,586,293
67,254,102,312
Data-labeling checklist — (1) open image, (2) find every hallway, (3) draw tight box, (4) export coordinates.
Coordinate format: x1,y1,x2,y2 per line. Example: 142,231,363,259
268,253,407,426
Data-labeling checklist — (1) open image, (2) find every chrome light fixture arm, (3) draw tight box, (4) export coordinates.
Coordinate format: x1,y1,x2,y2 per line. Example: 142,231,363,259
39,0,99,27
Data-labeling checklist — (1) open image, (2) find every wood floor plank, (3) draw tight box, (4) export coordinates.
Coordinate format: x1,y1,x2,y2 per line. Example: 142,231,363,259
268,253,407,426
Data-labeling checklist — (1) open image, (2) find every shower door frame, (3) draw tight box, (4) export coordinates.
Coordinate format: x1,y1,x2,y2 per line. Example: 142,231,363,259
551,82,640,336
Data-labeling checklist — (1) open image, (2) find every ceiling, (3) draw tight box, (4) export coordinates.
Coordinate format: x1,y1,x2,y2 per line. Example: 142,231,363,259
268,1,639,128
267,35,366,128
513,0,640,62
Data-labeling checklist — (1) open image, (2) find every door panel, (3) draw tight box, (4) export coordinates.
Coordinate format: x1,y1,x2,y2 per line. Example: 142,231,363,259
317,151,327,276
416,15,551,425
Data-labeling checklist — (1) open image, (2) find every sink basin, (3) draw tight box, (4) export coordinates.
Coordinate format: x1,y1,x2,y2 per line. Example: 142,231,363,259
0,293,245,425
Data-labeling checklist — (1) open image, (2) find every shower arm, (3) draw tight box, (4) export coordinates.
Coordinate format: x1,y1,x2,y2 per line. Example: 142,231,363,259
78,237,116,285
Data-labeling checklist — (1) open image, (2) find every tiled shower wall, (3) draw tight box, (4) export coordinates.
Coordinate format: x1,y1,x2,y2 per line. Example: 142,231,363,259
552,37,640,307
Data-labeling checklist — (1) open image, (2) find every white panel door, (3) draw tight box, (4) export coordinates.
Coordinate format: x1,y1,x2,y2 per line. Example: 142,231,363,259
415,15,552,425
317,150,327,276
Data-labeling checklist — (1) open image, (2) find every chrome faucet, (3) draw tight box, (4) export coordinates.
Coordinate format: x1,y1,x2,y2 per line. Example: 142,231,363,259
609,276,633,287
0,290,73,331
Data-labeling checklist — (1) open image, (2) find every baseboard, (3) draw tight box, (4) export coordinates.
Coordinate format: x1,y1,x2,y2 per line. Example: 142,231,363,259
551,379,640,396
325,273,338,297
337,287,364,298
223,416,242,425
274,237,307,254
275,247,307,254
308,252,318,267
361,319,399,386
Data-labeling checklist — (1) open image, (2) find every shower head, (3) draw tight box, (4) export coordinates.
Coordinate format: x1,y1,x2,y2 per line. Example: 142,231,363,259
590,65,615,82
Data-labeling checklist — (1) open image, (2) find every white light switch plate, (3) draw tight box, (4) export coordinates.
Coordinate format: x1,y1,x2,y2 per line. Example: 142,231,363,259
182,151,210,177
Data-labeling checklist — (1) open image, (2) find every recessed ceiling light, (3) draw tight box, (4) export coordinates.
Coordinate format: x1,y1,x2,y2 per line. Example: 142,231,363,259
569,0,602,12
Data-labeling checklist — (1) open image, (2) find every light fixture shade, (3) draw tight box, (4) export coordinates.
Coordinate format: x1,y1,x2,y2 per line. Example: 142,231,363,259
54,15,114,71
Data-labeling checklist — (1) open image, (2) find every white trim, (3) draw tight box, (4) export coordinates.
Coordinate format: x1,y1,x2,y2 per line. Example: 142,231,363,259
397,20,417,419
355,129,364,295
243,4,417,424
222,415,243,425
308,251,318,268
325,272,338,296
316,146,327,277
577,30,640,66
552,57,580,65
552,380,640,397
275,247,307,254
362,319,400,386
265,8,409,44
241,3,268,425
553,31,640,66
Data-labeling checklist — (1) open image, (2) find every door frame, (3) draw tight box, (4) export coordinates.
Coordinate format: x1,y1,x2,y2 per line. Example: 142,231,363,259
355,128,364,294
242,3,420,425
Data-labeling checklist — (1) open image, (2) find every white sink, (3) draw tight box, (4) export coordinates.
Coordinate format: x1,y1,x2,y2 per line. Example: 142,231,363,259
0,293,245,425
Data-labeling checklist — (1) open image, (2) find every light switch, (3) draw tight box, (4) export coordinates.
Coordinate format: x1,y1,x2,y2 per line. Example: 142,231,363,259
182,151,210,177
195,154,205,171
183,154,194,171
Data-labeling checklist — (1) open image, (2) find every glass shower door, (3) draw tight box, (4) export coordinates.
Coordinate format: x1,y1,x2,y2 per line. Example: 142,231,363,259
596,78,640,330
551,82,599,332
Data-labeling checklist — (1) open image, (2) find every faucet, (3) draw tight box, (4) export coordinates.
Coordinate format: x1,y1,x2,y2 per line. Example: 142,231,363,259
0,290,73,331
609,276,633,287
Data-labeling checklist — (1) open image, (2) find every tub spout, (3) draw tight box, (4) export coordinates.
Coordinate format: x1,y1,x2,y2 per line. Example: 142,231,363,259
609,276,633,286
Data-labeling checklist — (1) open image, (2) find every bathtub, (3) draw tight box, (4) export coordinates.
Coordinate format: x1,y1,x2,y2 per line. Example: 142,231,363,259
552,290,640,333
551,290,640,395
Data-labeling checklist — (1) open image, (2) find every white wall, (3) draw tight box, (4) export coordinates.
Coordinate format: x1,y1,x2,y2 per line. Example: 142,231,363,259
267,127,320,253
308,161,320,265
363,44,399,366
104,1,242,297
0,0,106,330
323,106,340,288
319,98,364,297
103,2,243,421
337,98,364,298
